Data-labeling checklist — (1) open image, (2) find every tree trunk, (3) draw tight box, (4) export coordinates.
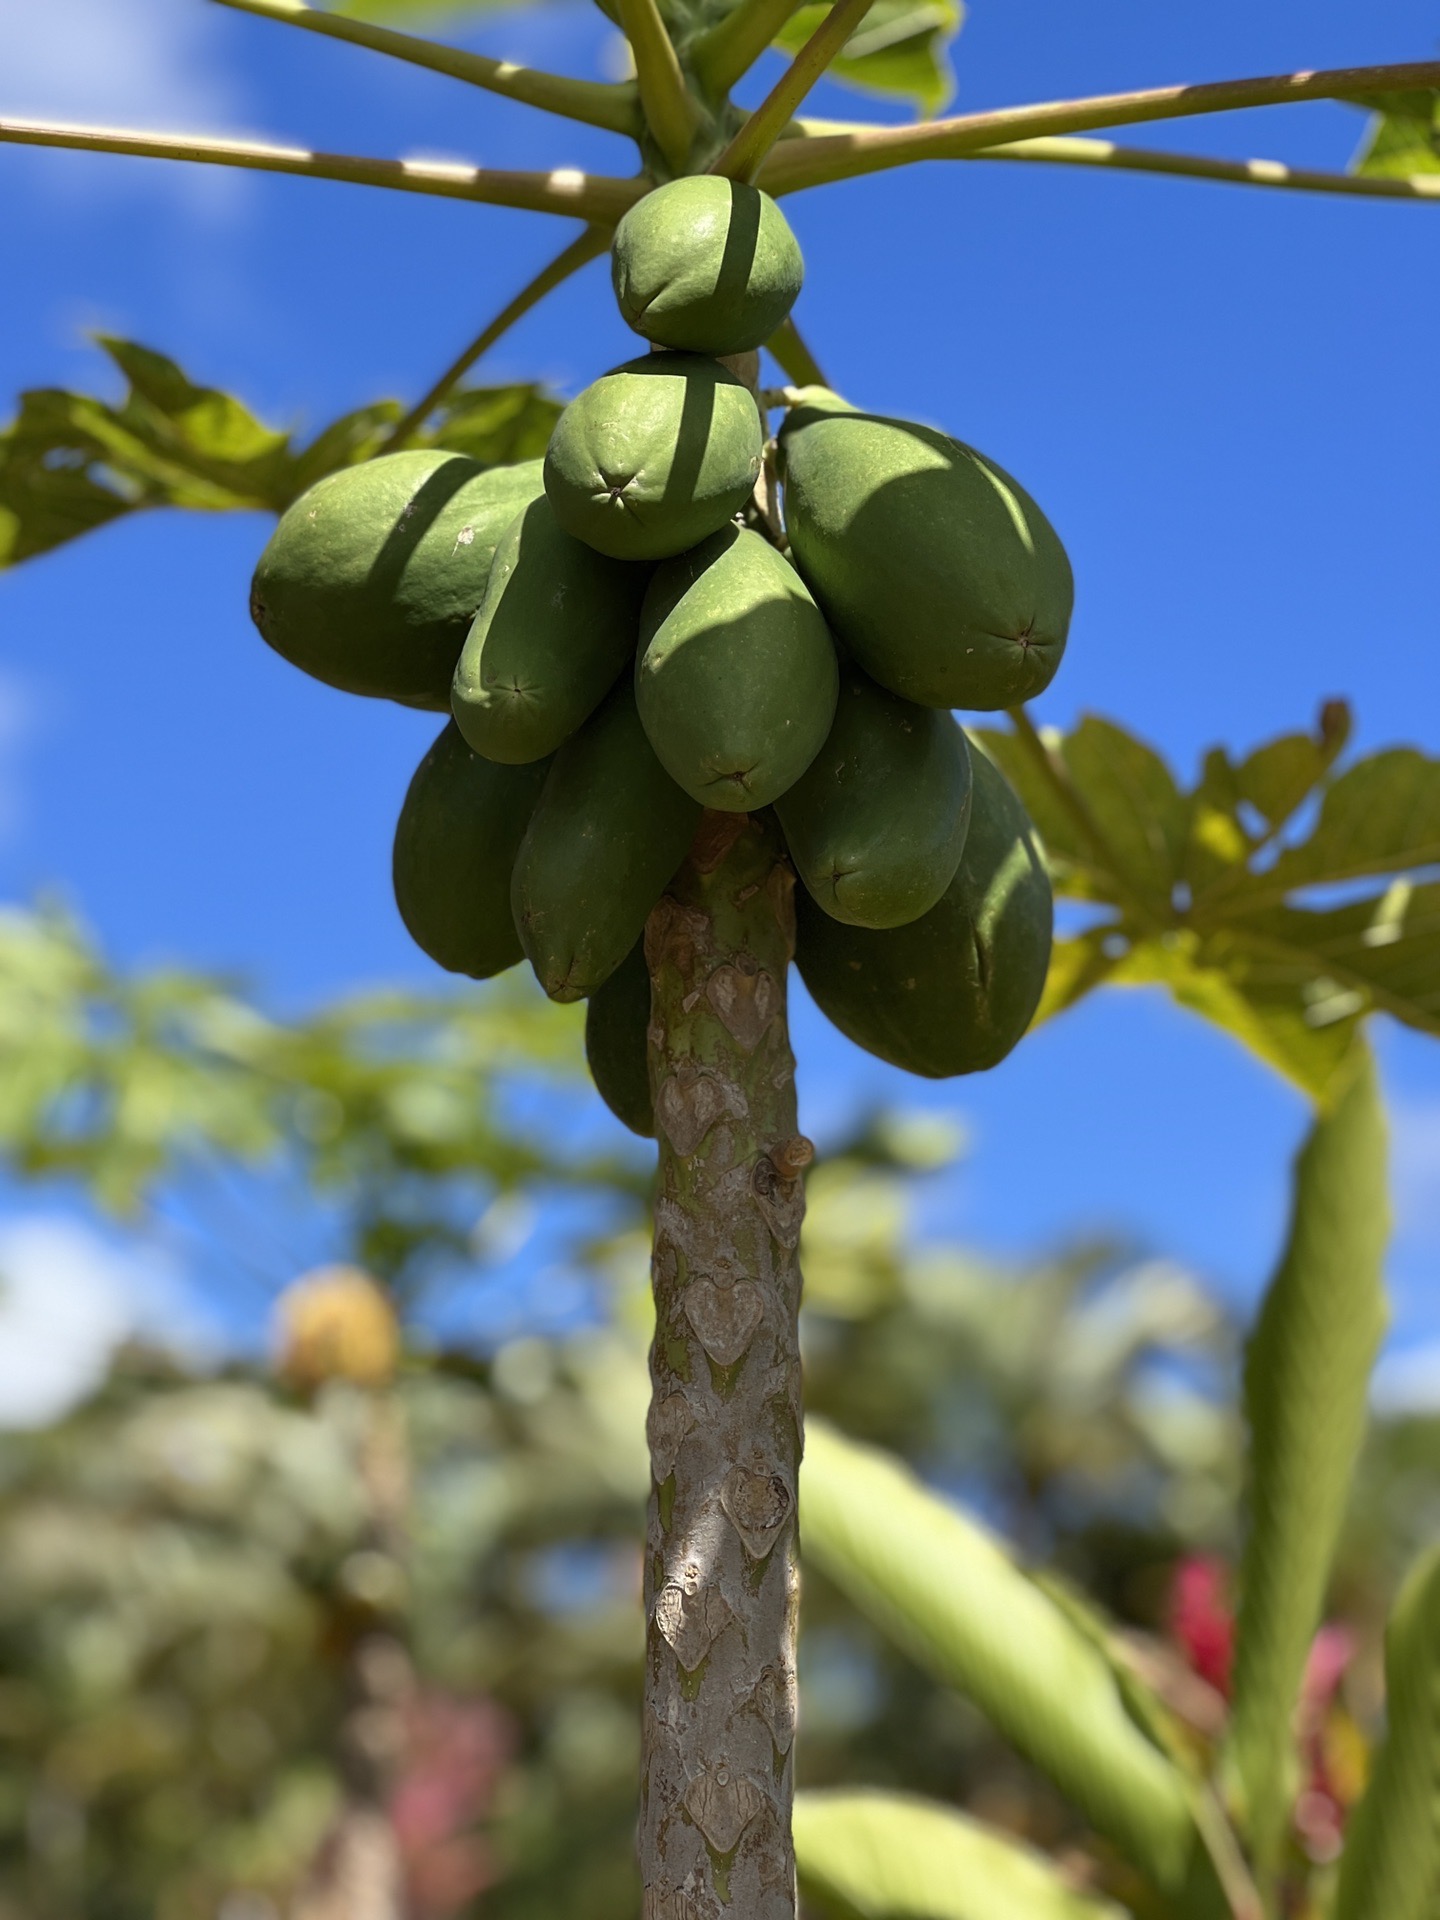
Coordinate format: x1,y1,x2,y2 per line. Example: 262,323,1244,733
640,809,811,1920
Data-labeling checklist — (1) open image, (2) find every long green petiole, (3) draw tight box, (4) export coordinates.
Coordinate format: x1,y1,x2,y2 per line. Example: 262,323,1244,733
382,225,611,455
615,0,698,173
945,134,1440,203
757,56,1440,194
210,0,641,136
0,116,645,222
689,0,813,100
713,0,881,182
786,117,1440,202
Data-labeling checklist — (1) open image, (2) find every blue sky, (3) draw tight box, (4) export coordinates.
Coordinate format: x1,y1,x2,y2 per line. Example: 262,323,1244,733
0,0,1437,1400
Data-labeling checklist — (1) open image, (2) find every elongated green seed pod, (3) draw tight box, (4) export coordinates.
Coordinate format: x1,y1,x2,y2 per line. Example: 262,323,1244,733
802,1421,1223,1907
1223,1046,1389,1870
1331,1545,1440,1920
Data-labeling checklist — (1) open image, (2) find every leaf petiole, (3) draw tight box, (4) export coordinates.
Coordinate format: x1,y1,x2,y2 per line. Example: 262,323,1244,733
757,57,1440,193
0,116,645,223
210,0,641,137
712,0,882,183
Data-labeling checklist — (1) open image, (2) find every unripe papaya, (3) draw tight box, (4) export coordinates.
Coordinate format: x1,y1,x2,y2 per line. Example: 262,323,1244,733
585,938,654,1137
611,177,804,356
795,745,1051,1075
637,525,838,811
778,390,1072,711
544,354,763,562
251,452,543,707
776,665,973,928
392,720,548,978
512,680,701,1002
450,496,648,763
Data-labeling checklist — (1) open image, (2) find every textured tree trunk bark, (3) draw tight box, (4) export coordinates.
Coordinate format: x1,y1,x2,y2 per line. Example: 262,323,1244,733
640,810,811,1920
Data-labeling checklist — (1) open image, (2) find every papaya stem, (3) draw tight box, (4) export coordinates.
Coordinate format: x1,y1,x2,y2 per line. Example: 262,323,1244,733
641,812,807,1920
972,133,1440,203
615,0,699,173
712,0,880,182
1005,705,1169,933
764,314,828,388
0,115,645,222
381,225,609,455
210,0,642,137
689,0,812,99
754,56,1440,194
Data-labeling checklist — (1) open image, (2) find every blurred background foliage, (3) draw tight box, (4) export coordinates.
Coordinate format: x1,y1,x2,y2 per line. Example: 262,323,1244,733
0,906,1435,1919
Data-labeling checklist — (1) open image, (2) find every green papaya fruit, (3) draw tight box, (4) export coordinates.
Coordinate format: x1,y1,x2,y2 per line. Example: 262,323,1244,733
778,390,1072,711
544,354,764,562
611,177,805,356
585,938,654,1137
450,495,648,764
392,720,548,978
636,525,838,811
251,451,543,707
512,679,702,1001
795,745,1051,1075
777,664,973,928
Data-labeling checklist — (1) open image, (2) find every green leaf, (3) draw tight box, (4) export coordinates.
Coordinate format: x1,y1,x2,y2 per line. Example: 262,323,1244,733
1331,1545,1440,1920
976,717,1189,910
1222,1047,1389,1872
793,1790,1128,1920
986,709,1440,1101
1102,929,1364,1102
1239,748,1440,898
774,0,963,117
1350,89,1440,179
1215,881,1440,1042
0,338,561,569
800,1420,1220,1906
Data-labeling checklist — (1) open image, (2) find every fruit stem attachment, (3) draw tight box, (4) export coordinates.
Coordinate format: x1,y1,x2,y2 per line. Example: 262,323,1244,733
689,0,812,100
380,225,610,455
765,315,828,388
712,0,881,183
1005,705,1169,933
974,133,1440,203
754,56,1440,194
641,810,806,1920
210,0,642,137
0,115,645,222
615,0,700,173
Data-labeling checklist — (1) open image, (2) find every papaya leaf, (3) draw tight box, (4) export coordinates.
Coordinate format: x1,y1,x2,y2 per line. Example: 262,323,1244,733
0,903,589,1218
1233,748,1440,899
0,337,560,569
1331,1545,1440,1920
793,1789,1128,1920
985,709,1440,1101
1222,1048,1388,1872
1102,930,1363,1102
800,1420,1223,1908
774,0,963,116
976,717,1188,910
1349,88,1440,178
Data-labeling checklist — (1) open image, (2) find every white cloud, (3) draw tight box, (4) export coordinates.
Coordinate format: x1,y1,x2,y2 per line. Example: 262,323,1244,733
0,1214,217,1429
0,0,238,126
0,0,249,211
1373,1341,1440,1417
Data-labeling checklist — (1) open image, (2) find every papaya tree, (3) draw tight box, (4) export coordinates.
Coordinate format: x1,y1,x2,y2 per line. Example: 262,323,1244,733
3,5,1440,1917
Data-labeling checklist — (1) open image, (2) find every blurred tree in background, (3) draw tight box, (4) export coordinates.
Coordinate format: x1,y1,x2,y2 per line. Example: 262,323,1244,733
0,907,1434,1920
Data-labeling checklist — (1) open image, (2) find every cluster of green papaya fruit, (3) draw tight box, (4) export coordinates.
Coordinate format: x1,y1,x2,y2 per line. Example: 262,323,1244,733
248,176,1069,1135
